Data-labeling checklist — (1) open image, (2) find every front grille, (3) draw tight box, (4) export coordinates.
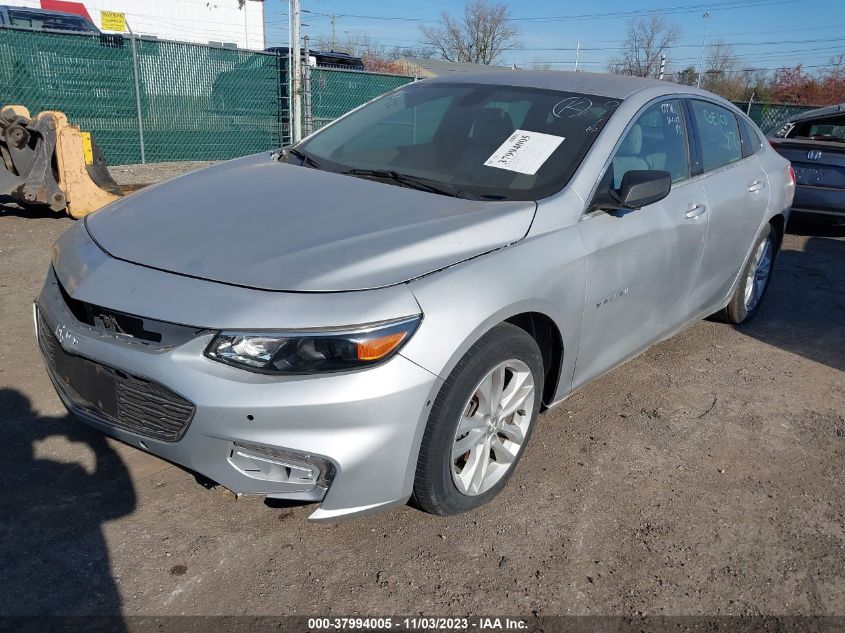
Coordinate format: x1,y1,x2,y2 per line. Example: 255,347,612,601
38,311,195,442
54,270,210,350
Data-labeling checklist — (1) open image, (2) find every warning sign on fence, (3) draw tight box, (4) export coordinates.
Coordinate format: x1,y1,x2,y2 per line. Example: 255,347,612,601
101,10,126,32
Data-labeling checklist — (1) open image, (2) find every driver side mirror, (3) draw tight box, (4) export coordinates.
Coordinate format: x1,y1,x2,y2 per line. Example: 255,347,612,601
608,169,672,210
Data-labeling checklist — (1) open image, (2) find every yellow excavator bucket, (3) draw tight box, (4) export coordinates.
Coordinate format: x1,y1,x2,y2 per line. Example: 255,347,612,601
0,105,123,218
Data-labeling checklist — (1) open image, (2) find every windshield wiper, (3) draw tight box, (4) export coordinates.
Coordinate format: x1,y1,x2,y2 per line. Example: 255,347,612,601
340,168,470,198
273,146,322,169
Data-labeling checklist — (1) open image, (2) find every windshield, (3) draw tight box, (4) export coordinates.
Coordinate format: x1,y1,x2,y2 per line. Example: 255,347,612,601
296,81,621,201
786,115,845,143
9,9,97,33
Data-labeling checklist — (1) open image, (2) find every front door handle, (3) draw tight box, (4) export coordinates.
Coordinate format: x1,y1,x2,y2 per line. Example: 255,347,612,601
747,180,765,192
685,203,707,219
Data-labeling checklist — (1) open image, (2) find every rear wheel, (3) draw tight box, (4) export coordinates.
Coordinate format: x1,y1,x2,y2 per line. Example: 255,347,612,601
713,223,775,324
413,323,544,516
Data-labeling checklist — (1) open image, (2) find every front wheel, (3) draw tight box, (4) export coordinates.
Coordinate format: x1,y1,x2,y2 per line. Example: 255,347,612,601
413,323,544,516
713,223,776,324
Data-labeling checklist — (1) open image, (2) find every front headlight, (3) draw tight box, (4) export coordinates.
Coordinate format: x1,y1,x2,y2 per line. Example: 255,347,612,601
204,315,421,374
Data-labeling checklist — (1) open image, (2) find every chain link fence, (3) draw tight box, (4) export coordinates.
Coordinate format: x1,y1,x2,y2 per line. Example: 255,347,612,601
0,27,287,164
731,101,822,134
0,27,416,165
304,67,415,134
2,26,827,164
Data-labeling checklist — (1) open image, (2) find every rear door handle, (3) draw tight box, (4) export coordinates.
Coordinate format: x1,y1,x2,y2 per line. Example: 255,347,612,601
747,180,765,192
685,203,707,219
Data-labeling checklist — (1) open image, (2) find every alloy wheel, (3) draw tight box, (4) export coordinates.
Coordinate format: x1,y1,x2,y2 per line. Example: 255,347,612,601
744,237,773,312
450,359,536,496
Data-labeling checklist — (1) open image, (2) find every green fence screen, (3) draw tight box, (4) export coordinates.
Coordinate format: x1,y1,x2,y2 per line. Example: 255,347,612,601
0,27,285,164
307,68,414,132
0,27,417,165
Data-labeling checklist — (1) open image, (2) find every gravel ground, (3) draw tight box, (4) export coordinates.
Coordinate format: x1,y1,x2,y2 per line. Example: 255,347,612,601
108,161,219,186
0,173,843,617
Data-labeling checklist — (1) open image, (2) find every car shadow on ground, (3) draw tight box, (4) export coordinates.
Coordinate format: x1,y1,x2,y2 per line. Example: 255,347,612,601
0,388,134,620
738,219,845,372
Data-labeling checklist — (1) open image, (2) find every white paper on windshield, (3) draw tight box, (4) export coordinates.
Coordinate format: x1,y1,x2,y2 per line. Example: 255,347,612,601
484,129,565,175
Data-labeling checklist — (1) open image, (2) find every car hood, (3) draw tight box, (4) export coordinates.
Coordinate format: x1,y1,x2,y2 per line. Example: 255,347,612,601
85,153,536,292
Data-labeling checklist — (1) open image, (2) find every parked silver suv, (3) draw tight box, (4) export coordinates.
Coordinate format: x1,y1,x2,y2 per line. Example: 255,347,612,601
37,71,794,521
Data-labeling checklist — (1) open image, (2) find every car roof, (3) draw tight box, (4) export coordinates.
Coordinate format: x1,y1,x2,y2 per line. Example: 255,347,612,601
425,69,682,100
789,103,845,122
319,50,360,59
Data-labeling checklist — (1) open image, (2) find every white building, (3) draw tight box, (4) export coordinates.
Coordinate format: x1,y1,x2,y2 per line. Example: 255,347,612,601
6,0,266,49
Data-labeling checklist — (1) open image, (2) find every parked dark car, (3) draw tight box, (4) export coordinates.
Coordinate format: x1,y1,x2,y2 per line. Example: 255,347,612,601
266,46,365,71
0,5,100,34
769,103,845,221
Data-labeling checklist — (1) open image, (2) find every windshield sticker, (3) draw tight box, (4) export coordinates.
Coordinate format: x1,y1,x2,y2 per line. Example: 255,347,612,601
484,129,565,175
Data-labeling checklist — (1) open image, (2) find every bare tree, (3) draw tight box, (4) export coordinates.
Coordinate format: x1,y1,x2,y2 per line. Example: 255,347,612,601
314,32,414,72
316,31,388,59
705,42,739,77
531,58,552,71
607,15,680,78
419,0,521,65
396,45,437,60
701,41,753,100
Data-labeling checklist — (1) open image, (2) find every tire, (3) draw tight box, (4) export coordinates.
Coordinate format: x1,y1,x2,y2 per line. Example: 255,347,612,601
413,323,544,516
712,223,776,324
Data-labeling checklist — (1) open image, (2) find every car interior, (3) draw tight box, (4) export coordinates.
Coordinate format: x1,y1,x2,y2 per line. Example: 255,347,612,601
788,115,845,142
319,86,621,199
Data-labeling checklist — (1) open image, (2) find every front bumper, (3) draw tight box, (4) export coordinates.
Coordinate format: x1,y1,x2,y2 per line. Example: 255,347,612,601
36,269,441,521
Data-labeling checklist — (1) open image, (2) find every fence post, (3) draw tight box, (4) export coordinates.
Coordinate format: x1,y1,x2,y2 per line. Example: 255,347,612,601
303,35,312,136
291,0,302,143
129,32,146,164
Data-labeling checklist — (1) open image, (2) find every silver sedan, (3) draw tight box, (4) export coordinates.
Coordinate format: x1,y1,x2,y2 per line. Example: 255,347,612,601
37,71,795,521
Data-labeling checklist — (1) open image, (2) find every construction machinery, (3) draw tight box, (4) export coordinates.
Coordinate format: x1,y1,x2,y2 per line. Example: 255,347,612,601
0,105,123,218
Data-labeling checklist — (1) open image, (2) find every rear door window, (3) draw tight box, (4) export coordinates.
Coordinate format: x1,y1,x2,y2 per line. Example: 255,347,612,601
738,116,764,157
689,100,743,172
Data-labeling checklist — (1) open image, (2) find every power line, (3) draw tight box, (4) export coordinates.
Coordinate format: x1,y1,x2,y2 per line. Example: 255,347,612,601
302,0,800,24
508,0,796,22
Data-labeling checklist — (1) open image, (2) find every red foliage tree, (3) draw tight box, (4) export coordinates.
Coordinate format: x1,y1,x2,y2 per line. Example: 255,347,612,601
769,63,845,105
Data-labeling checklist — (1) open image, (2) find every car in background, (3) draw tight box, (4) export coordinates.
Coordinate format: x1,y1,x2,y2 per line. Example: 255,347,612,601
266,46,365,71
769,103,845,221
0,4,100,34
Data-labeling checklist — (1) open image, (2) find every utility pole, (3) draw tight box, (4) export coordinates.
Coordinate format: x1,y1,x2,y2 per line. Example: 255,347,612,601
331,14,336,50
696,11,711,88
574,41,580,72
659,54,666,80
291,0,302,143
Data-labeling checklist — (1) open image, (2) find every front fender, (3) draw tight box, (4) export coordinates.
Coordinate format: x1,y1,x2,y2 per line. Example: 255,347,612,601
400,224,587,404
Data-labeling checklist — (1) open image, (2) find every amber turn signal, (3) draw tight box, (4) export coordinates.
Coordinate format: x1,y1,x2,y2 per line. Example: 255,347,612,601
357,331,408,361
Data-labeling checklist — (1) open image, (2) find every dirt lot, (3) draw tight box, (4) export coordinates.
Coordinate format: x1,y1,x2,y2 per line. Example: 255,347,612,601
1,184,843,617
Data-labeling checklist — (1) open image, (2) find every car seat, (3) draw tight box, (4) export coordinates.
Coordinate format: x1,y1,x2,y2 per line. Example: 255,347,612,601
455,107,517,183
612,124,649,188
